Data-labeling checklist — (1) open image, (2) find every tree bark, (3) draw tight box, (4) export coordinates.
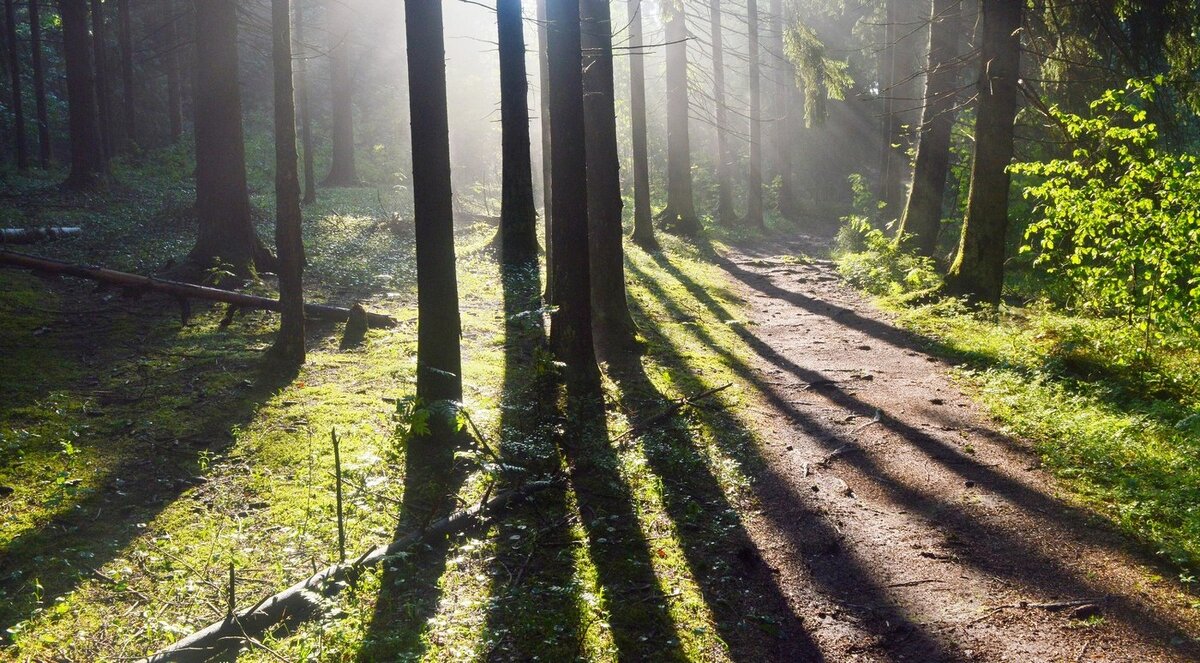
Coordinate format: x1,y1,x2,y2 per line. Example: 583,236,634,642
117,0,135,151
946,0,1021,305
626,0,655,248
0,249,396,327
271,0,305,363
546,0,599,391
3,0,27,170
294,0,316,203
90,0,113,158
60,0,106,188
896,0,960,257
536,0,554,300
189,0,273,274
323,0,357,186
769,0,799,218
29,0,50,166
745,0,765,229
404,0,463,434
164,7,182,143
708,0,735,225
582,0,636,351
658,0,699,236
496,0,538,265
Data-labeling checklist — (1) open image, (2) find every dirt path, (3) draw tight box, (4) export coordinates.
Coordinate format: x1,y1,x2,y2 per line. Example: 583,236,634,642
715,238,1200,662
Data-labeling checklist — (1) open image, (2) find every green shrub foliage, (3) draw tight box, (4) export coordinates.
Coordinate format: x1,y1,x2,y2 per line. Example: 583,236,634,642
1012,80,1200,342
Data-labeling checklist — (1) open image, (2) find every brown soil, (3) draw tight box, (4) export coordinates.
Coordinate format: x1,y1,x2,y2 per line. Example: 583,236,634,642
715,237,1200,662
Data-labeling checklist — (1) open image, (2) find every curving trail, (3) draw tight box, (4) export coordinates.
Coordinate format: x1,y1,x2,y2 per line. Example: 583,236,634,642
716,237,1200,662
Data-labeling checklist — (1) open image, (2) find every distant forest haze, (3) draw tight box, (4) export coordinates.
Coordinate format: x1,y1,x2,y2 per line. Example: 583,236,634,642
1,0,1200,660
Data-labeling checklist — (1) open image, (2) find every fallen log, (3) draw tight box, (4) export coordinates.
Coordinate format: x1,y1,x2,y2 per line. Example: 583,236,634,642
143,480,557,662
1,227,82,244
0,250,396,328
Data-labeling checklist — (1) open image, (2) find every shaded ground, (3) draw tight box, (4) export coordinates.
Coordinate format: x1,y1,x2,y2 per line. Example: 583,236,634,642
710,236,1200,662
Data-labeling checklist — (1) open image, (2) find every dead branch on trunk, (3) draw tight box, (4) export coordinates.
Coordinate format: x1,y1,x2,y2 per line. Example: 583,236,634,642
0,250,396,328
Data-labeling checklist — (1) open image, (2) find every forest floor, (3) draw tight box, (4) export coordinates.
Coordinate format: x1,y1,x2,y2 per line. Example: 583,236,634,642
1,164,1199,661
711,236,1200,662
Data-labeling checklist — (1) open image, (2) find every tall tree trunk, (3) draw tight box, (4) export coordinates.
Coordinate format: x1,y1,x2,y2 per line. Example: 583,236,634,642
769,0,799,218
164,8,182,143
322,0,357,186
90,0,112,158
896,0,960,257
496,0,537,265
708,0,734,225
582,0,635,351
117,0,135,151
878,0,900,219
60,0,106,188
946,0,1021,305
658,0,698,235
3,0,27,170
404,0,463,437
188,0,272,274
294,0,316,203
29,0,50,166
271,0,305,363
626,0,655,248
546,0,599,391
536,0,554,300
745,0,764,229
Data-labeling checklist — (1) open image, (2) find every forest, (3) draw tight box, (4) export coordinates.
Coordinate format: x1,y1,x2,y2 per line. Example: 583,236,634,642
0,0,1199,660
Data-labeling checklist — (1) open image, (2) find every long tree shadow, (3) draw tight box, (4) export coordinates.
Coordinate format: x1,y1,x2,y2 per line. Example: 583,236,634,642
634,251,1200,657
603,341,826,661
621,291,957,661
555,391,689,660
357,400,469,659
480,263,585,661
0,323,301,639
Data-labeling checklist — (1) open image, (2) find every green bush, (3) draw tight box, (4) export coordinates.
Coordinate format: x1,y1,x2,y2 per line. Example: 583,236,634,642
833,215,941,298
1011,80,1200,345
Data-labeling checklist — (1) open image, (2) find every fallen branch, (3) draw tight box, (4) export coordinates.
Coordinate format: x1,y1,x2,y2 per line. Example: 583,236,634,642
0,250,396,328
143,480,557,662
1,227,82,244
615,383,733,447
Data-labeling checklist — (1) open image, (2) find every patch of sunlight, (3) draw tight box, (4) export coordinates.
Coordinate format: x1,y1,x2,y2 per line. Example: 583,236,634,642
616,444,733,661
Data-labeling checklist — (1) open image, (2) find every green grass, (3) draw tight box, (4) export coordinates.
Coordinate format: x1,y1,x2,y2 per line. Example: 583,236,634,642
1,147,801,660
833,240,1200,580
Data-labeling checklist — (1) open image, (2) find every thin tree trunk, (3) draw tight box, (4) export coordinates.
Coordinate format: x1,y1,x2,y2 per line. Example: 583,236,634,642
659,0,698,235
294,0,316,203
60,0,106,188
323,0,357,186
496,0,537,265
708,0,735,225
878,0,899,219
896,0,960,257
3,0,27,170
536,0,554,300
769,0,799,218
164,8,182,143
582,0,636,351
404,0,463,438
188,0,273,275
546,0,599,391
946,0,1021,305
626,0,655,248
90,0,112,158
745,0,764,229
117,0,135,151
271,0,305,363
29,0,50,166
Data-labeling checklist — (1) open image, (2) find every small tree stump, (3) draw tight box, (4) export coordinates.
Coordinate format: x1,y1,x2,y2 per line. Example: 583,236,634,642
340,303,368,349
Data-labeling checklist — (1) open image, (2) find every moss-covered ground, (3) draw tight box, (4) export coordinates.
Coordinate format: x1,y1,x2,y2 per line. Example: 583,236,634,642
0,152,803,661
